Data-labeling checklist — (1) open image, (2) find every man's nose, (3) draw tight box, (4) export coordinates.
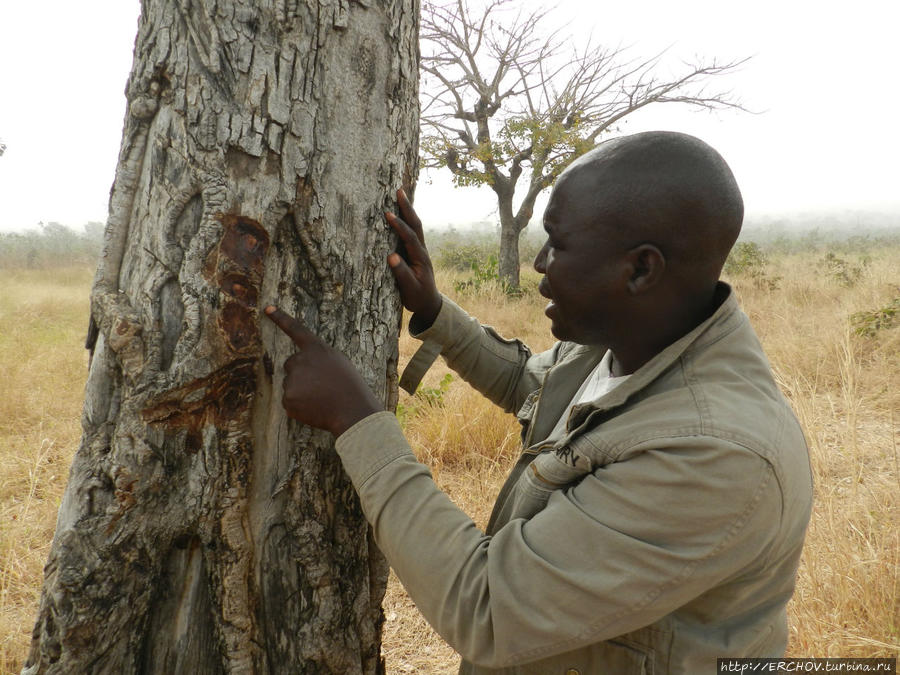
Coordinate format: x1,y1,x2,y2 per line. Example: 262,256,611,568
534,242,548,272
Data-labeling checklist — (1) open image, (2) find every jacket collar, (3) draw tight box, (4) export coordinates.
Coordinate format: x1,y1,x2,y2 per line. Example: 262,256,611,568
534,283,743,437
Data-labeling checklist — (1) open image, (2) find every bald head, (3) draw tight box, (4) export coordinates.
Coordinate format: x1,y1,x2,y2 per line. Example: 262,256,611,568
535,131,744,366
559,131,743,281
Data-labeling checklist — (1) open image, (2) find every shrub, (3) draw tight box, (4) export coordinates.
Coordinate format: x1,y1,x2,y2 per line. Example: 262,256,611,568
724,241,768,277
850,297,900,337
430,227,546,276
821,252,867,287
396,373,454,426
453,254,512,295
434,241,493,271
723,241,781,290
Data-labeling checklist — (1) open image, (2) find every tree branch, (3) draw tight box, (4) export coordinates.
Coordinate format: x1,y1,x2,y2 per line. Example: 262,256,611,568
419,0,751,287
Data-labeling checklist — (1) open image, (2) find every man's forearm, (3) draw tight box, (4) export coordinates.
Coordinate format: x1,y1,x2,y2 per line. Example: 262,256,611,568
408,295,542,414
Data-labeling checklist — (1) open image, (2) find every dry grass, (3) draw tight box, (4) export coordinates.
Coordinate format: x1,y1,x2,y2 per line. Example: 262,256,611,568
0,267,93,672
1,249,898,673
745,252,900,656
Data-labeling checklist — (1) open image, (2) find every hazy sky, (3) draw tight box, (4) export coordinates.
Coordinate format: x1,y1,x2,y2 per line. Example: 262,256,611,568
1,0,897,233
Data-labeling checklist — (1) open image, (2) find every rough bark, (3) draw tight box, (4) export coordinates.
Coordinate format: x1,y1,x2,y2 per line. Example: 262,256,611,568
495,189,535,291
24,1,418,673
495,192,519,290
497,216,520,289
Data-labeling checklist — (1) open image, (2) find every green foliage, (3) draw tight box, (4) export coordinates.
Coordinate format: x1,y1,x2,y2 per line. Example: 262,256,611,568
420,137,495,188
428,227,544,298
821,252,868,287
498,115,595,182
417,372,455,406
723,241,781,290
850,298,900,338
0,222,103,269
432,228,545,274
453,254,514,295
724,241,767,276
422,114,601,191
450,168,494,188
396,373,454,426
434,240,495,271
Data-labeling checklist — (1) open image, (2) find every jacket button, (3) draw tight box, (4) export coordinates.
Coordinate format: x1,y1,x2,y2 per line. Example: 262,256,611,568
565,670,580,675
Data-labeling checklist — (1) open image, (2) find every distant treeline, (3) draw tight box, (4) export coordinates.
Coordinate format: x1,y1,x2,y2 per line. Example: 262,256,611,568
2,219,899,270
0,222,104,269
738,210,900,254
428,221,900,273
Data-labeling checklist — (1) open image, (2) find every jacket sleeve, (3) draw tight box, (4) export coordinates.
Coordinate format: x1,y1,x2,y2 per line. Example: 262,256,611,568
335,412,785,669
404,294,561,414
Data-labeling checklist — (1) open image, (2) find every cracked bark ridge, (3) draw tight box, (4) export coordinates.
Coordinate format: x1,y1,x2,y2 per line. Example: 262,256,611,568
24,0,418,673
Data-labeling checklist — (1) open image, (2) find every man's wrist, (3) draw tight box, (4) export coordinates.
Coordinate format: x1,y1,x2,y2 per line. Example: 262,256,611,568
410,296,442,334
331,399,383,438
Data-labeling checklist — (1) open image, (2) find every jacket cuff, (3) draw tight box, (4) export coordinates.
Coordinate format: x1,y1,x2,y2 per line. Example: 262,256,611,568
334,411,413,488
410,293,466,341
399,340,442,394
399,295,465,395
399,296,471,394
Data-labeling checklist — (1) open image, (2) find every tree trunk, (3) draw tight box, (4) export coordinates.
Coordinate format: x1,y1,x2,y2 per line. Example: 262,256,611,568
24,1,418,673
496,192,522,291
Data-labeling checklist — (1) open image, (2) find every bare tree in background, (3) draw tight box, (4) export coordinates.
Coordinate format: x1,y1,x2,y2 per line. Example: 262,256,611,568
23,0,418,672
420,0,748,289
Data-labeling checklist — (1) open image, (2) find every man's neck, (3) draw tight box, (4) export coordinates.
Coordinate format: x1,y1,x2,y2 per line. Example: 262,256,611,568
608,283,727,377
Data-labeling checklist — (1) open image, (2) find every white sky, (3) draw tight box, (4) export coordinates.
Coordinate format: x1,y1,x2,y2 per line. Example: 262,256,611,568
1,0,898,233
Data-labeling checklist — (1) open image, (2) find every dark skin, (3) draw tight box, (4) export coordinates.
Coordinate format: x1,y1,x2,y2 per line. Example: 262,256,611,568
268,135,738,432
265,189,441,436
535,165,723,376
264,306,383,437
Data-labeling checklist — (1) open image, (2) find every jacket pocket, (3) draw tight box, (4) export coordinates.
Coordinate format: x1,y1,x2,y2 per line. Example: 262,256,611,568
516,390,539,423
503,460,559,520
598,639,652,675
479,638,652,674
549,639,651,675
516,390,540,442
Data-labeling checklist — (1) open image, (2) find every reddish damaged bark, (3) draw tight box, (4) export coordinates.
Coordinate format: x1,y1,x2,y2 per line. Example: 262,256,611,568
215,215,270,277
141,359,258,433
207,215,270,353
141,215,267,447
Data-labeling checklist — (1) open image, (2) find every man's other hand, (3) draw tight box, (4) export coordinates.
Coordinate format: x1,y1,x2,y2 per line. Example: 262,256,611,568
386,188,442,329
265,306,382,437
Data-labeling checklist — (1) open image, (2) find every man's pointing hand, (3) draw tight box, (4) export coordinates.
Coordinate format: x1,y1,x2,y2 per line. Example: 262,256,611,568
265,306,382,437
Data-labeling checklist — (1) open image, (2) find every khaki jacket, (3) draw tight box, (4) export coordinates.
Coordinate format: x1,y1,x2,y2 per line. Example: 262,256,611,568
335,285,813,674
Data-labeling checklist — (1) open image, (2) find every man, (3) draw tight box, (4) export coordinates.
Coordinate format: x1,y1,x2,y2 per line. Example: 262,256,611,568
265,131,813,674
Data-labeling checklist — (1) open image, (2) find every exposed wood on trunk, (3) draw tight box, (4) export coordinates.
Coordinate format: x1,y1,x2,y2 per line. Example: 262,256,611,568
24,1,418,672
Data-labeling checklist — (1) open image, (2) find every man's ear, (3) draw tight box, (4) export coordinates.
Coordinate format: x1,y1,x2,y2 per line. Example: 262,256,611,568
626,243,665,294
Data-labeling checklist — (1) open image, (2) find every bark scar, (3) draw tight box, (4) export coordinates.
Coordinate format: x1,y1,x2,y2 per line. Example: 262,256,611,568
141,358,258,434
205,215,270,353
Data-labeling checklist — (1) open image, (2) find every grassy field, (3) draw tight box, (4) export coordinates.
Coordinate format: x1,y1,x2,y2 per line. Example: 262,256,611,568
1,244,898,672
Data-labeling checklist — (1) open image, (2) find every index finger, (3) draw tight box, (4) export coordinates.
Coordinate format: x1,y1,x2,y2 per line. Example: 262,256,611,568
397,188,425,246
385,211,427,261
264,306,316,347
